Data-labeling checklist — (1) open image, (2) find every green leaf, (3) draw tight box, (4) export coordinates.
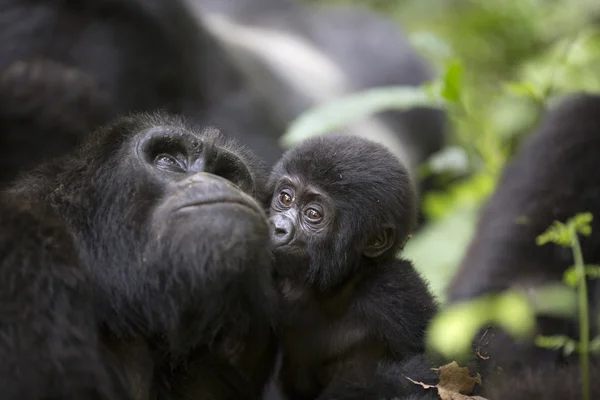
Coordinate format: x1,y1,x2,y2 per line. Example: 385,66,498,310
524,283,578,318
572,213,594,236
493,290,536,339
536,213,593,248
536,220,571,247
589,336,600,353
504,81,543,101
535,335,575,351
440,59,464,103
280,86,444,148
563,339,578,356
403,207,478,301
426,296,494,360
563,265,600,287
421,172,495,221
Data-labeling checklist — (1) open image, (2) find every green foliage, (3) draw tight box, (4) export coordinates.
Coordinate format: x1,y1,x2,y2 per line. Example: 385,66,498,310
535,335,580,357
536,335,600,357
564,265,600,288
535,213,595,400
526,283,578,319
426,290,536,360
536,213,593,247
280,86,443,149
301,0,600,298
403,208,477,300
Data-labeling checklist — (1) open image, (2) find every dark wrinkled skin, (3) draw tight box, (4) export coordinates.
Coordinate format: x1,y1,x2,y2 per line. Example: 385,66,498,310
0,113,278,399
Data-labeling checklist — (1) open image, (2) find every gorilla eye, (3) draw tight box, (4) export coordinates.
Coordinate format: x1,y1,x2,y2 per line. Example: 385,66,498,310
304,208,322,223
154,153,186,173
279,191,293,207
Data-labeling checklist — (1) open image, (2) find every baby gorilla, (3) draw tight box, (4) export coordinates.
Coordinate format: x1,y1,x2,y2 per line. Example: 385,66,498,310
266,135,438,400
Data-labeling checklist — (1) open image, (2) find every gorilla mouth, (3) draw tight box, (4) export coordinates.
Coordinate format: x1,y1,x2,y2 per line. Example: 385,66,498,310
176,198,263,216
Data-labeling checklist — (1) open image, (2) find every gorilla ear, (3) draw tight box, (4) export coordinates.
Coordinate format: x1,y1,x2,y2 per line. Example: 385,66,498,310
363,227,396,258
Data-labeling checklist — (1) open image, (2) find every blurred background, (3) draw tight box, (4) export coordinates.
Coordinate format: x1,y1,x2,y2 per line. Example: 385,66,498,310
289,0,600,301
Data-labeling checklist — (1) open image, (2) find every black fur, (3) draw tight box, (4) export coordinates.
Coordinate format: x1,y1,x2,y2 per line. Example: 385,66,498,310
317,354,442,400
0,0,208,184
1,113,277,398
0,197,131,400
265,135,438,400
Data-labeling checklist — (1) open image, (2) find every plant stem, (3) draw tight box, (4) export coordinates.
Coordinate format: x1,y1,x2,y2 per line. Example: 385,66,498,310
572,233,590,400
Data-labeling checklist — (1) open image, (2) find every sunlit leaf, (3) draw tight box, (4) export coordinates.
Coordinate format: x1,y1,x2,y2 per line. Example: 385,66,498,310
404,207,478,301
536,213,593,247
426,297,493,360
280,86,444,148
589,336,600,353
563,265,600,287
493,290,536,338
504,81,543,102
440,59,464,103
524,283,577,318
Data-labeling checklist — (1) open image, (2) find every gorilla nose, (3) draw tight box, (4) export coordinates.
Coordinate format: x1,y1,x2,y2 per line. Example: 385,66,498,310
269,215,294,247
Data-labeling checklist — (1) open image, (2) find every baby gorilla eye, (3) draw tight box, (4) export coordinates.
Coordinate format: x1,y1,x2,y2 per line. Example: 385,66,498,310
154,153,185,173
279,191,293,207
304,208,322,223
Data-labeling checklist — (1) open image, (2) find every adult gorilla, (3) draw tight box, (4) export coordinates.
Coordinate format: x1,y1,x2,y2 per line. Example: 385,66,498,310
0,0,446,195
0,0,220,184
0,113,277,399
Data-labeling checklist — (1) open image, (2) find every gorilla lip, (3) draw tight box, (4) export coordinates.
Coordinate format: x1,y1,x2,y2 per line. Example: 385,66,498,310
176,198,263,215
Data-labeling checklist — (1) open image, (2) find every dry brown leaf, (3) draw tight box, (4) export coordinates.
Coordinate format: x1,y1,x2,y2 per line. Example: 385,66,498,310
438,386,488,400
404,361,488,400
436,361,482,394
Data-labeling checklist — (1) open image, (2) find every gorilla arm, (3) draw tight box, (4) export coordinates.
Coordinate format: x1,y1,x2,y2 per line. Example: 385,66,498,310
316,260,438,400
0,195,129,400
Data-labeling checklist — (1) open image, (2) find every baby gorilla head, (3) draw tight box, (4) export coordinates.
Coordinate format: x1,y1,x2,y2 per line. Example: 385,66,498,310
267,134,417,291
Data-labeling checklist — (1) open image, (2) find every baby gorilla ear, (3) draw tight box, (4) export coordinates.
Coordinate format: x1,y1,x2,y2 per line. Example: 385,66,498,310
363,226,396,258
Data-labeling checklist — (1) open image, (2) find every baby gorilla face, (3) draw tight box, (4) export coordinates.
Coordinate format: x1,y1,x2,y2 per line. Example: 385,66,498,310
268,174,335,284
269,175,332,248
266,134,416,291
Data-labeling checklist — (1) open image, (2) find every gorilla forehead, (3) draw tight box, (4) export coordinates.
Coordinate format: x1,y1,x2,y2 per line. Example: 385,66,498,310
272,135,412,203
79,112,265,181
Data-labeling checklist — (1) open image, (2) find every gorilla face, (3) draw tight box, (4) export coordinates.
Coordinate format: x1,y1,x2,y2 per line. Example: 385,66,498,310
44,114,273,349
2,113,278,398
266,134,416,291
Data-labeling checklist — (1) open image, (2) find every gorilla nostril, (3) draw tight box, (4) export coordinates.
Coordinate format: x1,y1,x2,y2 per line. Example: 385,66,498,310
270,216,294,246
